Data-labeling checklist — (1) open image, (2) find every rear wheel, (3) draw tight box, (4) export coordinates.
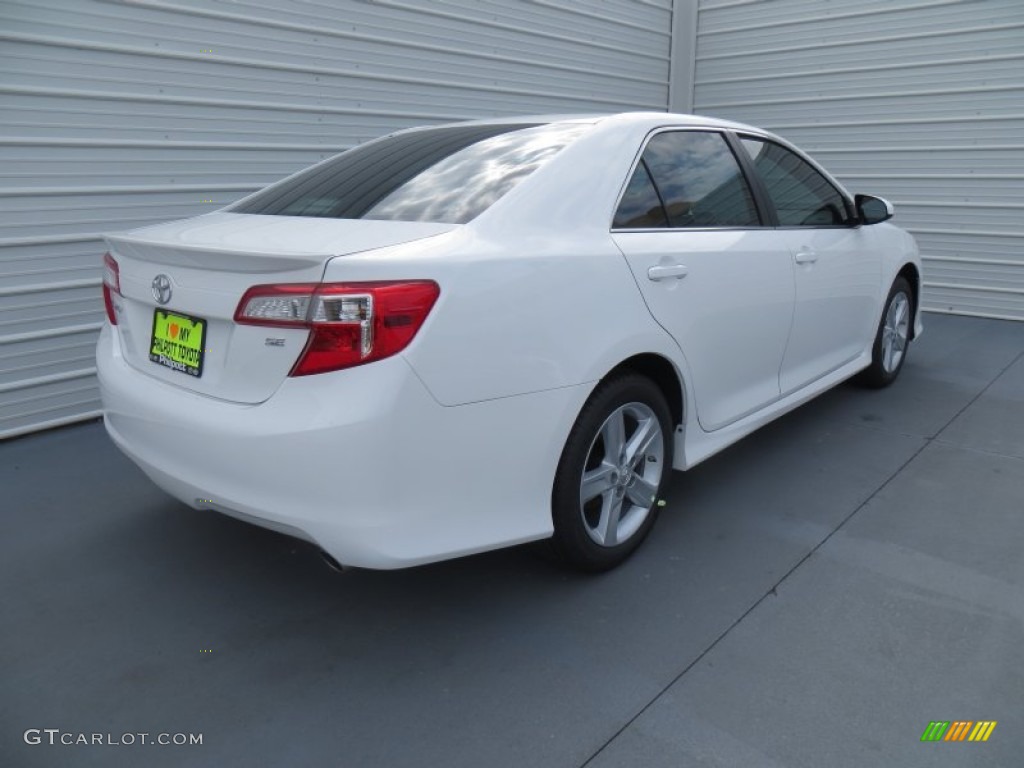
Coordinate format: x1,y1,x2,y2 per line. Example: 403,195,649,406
551,374,673,571
860,276,913,388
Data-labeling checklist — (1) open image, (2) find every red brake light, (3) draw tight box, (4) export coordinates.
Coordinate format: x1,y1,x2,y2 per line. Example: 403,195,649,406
234,281,440,376
102,252,120,325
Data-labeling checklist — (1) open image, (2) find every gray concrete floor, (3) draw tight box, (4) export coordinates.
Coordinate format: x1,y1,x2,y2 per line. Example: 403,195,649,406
2,313,1022,767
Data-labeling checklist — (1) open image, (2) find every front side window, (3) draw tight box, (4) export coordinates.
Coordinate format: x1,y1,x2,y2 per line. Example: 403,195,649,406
740,138,850,227
232,122,589,224
616,130,760,229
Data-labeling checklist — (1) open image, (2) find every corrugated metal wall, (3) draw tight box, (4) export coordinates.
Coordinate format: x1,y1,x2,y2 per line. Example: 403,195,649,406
0,0,674,439
693,0,1024,322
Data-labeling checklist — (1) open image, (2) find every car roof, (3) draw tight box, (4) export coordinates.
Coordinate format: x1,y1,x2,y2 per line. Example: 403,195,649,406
399,111,767,136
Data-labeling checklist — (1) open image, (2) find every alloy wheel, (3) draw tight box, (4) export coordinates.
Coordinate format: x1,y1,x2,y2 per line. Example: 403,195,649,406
881,292,910,373
579,402,665,547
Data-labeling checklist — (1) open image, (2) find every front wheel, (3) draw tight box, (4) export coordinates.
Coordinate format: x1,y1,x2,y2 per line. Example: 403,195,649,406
551,374,674,571
859,276,913,388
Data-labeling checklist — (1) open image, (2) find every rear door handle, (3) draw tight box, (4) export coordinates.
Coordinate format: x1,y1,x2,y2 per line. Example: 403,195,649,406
794,249,818,264
647,264,689,281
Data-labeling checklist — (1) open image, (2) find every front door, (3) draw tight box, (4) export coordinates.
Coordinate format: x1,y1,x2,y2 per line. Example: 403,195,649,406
737,137,881,394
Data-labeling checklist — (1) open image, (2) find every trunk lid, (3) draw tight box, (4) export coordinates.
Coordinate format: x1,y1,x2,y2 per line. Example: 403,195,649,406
105,212,456,403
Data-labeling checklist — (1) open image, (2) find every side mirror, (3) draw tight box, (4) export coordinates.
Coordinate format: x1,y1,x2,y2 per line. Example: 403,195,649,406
855,194,894,225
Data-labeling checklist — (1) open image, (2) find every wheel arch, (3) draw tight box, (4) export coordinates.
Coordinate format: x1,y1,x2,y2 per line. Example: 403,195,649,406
601,353,685,431
896,262,921,340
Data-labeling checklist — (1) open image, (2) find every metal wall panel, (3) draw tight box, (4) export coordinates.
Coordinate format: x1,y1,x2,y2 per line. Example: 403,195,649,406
694,0,1024,322
0,0,673,438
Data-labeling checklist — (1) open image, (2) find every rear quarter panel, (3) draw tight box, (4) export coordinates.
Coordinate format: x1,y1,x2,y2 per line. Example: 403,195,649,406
323,228,683,406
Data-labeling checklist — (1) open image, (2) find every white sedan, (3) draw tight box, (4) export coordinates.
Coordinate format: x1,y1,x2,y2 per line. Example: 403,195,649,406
97,112,922,571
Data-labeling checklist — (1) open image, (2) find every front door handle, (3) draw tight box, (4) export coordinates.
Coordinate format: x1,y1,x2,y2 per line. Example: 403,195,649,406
794,248,818,264
648,264,689,281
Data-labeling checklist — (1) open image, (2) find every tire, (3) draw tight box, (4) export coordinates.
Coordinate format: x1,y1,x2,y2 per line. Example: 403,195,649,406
859,276,913,388
550,374,674,572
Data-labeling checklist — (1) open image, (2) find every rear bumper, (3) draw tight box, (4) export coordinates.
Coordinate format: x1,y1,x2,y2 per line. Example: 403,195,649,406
97,324,588,568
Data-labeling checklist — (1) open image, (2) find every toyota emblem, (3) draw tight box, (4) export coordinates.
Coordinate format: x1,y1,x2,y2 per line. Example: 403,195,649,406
152,274,172,305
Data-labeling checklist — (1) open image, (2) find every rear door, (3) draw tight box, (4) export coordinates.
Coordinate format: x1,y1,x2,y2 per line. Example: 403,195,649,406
612,129,796,432
737,137,882,394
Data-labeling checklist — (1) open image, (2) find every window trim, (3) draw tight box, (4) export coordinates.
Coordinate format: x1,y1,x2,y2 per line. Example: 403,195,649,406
732,132,858,229
723,131,777,227
609,126,769,233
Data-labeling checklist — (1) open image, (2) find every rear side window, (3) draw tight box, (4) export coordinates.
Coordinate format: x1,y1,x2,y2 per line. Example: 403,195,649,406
613,161,669,229
231,123,588,224
616,131,760,229
740,138,851,226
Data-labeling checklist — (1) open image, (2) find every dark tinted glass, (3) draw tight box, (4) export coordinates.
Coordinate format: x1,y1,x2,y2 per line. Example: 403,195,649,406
740,138,850,226
232,123,587,224
613,161,668,228
640,131,760,228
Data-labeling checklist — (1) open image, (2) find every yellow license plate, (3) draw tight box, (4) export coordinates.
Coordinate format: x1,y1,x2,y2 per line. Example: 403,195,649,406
149,309,207,377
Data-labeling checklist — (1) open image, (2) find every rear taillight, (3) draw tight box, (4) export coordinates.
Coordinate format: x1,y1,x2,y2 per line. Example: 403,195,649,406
102,252,120,325
234,281,440,376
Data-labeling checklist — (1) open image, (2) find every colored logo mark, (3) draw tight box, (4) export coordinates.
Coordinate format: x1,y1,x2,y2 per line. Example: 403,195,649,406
921,721,996,742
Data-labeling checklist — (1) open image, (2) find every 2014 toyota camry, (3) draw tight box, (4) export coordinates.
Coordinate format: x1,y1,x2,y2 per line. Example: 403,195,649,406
97,112,922,571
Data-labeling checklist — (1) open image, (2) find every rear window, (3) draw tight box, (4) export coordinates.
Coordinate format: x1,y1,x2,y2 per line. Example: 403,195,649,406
231,122,589,224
